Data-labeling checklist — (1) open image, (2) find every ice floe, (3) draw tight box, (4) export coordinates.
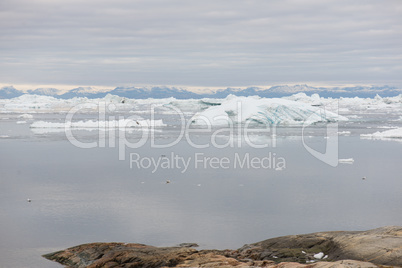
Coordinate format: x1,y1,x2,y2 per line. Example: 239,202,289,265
17,113,34,119
337,131,351,135
30,119,166,129
338,158,355,164
361,128,402,140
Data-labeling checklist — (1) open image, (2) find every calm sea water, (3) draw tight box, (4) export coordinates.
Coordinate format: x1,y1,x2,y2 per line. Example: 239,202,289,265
1,115,402,267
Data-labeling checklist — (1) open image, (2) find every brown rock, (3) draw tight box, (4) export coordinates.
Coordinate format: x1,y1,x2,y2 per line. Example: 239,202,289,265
262,260,379,268
43,226,402,267
43,243,197,268
232,226,402,266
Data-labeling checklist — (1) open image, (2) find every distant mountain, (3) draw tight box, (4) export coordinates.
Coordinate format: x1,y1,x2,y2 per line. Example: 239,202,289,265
319,85,401,98
209,87,262,98
0,86,24,99
109,86,201,99
1,84,401,99
27,88,61,96
59,87,109,99
205,85,402,98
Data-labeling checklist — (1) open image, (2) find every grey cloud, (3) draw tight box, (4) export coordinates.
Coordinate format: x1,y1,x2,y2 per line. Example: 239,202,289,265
0,0,401,87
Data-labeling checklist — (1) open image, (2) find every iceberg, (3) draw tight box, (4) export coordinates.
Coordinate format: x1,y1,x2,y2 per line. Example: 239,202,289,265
190,95,348,126
361,128,402,140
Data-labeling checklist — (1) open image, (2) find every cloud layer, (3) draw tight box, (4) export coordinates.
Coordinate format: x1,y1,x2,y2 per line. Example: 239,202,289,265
1,0,401,87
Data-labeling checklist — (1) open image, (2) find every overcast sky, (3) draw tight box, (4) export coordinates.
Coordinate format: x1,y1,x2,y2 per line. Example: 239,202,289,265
0,0,401,89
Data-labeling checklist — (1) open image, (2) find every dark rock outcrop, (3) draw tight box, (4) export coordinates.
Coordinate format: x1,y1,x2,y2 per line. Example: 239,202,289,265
229,226,402,266
43,226,402,267
43,243,199,268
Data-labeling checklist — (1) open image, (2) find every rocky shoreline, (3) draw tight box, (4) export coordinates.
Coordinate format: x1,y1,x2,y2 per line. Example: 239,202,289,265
43,226,402,268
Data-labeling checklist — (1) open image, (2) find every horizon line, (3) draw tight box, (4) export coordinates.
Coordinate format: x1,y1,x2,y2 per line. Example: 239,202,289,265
0,82,399,94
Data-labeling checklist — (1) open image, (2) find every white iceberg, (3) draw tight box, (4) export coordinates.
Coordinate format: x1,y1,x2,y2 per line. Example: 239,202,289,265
361,128,402,140
190,95,348,126
338,158,354,164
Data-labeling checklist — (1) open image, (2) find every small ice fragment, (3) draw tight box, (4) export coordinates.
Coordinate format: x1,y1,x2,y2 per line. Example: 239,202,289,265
273,256,278,259
16,121,27,124
196,184,201,187
314,252,324,259
302,251,306,254
323,255,328,259
338,158,354,164
18,114,33,119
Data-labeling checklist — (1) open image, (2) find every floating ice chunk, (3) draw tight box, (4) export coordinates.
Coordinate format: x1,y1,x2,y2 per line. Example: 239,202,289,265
30,119,166,129
348,115,361,119
30,128,66,134
18,113,34,119
314,252,324,259
337,131,351,135
338,158,354,164
16,121,27,124
0,135,10,138
378,126,398,129
361,128,402,140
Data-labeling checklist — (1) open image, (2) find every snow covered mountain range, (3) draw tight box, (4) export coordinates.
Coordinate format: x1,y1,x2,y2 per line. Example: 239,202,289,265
0,84,401,99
